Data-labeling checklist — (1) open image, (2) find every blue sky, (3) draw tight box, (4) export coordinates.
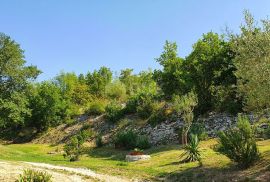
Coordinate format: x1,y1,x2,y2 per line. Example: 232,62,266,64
1,1,270,81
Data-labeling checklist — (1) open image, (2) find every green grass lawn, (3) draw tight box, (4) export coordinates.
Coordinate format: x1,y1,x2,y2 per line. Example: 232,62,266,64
0,139,270,181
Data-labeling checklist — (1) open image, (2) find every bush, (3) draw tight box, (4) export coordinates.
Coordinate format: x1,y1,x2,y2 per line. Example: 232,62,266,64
216,115,260,168
180,134,201,163
95,135,103,148
124,92,158,119
17,169,52,182
137,136,151,149
63,130,90,161
137,99,159,119
114,130,138,150
114,130,151,150
105,102,124,123
264,127,270,139
189,123,208,141
87,100,106,115
148,106,167,126
105,80,126,101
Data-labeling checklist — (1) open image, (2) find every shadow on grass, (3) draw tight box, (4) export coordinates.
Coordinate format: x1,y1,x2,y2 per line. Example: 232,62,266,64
164,164,239,182
164,150,270,182
87,147,128,161
86,144,182,162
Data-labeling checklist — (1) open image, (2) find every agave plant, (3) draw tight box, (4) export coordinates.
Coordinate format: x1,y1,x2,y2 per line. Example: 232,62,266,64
180,134,201,163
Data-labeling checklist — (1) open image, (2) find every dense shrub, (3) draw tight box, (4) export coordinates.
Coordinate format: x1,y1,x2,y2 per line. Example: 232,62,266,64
148,108,167,126
114,130,138,149
95,135,103,148
137,136,151,149
216,115,260,168
87,100,107,115
105,80,126,101
189,123,208,141
17,169,52,182
114,130,151,150
137,100,160,119
105,101,124,123
124,92,158,119
63,130,90,161
28,82,70,132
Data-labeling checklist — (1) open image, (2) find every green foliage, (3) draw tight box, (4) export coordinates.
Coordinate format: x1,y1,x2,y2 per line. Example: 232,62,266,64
54,71,92,115
105,101,124,123
95,135,103,148
125,91,158,119
87,99,107,115
154,41,186,98
264,126,270,139
120,69,158,97
105,80,126,101
180,134,201,163
189,123,208,141
119,68,139,96
148,105,168,126
64,130,90,161
216,115,260,168
230,11,270,111
0,92,31,128
85,66,112,97
0,33,40,128
173,91,198,145
114,130,138,150
17,169,52,182
28,82,69,131
137,136,151,149
114,130,151,150
185,32,238,114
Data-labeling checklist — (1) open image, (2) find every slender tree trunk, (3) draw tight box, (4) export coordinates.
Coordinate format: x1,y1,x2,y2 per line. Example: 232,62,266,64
181,132,185,145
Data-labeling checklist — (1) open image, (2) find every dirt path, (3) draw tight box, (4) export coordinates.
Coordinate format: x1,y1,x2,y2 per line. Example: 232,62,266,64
0,161,130,182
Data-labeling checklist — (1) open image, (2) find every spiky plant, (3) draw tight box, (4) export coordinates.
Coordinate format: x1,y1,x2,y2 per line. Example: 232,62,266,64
180,134,201,163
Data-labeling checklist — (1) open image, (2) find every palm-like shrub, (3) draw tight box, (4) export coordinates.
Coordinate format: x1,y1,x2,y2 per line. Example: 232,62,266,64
216,115,260,168
180,134,201,163
17,169,52,182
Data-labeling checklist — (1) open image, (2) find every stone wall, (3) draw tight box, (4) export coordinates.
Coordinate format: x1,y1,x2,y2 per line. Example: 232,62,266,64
138,113,270,146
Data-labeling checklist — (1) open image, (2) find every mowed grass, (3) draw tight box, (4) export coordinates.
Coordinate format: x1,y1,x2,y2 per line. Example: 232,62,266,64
0,139,270,181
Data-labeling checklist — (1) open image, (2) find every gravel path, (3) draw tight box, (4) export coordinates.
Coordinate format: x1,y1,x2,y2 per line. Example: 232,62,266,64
0,161,130,182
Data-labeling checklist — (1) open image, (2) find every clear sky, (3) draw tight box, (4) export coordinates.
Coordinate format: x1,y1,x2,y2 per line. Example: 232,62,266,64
1,1,270,81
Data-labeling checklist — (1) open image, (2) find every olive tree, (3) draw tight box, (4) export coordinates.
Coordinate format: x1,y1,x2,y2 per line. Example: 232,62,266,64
173,91,198,145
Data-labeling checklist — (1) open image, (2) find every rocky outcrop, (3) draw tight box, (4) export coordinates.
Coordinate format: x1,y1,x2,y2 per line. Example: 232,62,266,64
138,113,270,146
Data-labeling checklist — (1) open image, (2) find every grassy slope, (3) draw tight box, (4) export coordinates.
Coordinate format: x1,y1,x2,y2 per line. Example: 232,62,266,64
0,139,270,181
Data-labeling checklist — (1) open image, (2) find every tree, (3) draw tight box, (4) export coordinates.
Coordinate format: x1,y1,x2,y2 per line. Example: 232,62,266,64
185,32,239,113
173,91,198,145
230,10,270,111
0,33,40,128
85,66,112,97
28,82,68,131
54,71,91,115
119,68,139,96
154,41,187,98
105,80,126,101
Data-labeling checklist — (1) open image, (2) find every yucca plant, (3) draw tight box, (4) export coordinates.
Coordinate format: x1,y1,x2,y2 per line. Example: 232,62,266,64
180,134,201,163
